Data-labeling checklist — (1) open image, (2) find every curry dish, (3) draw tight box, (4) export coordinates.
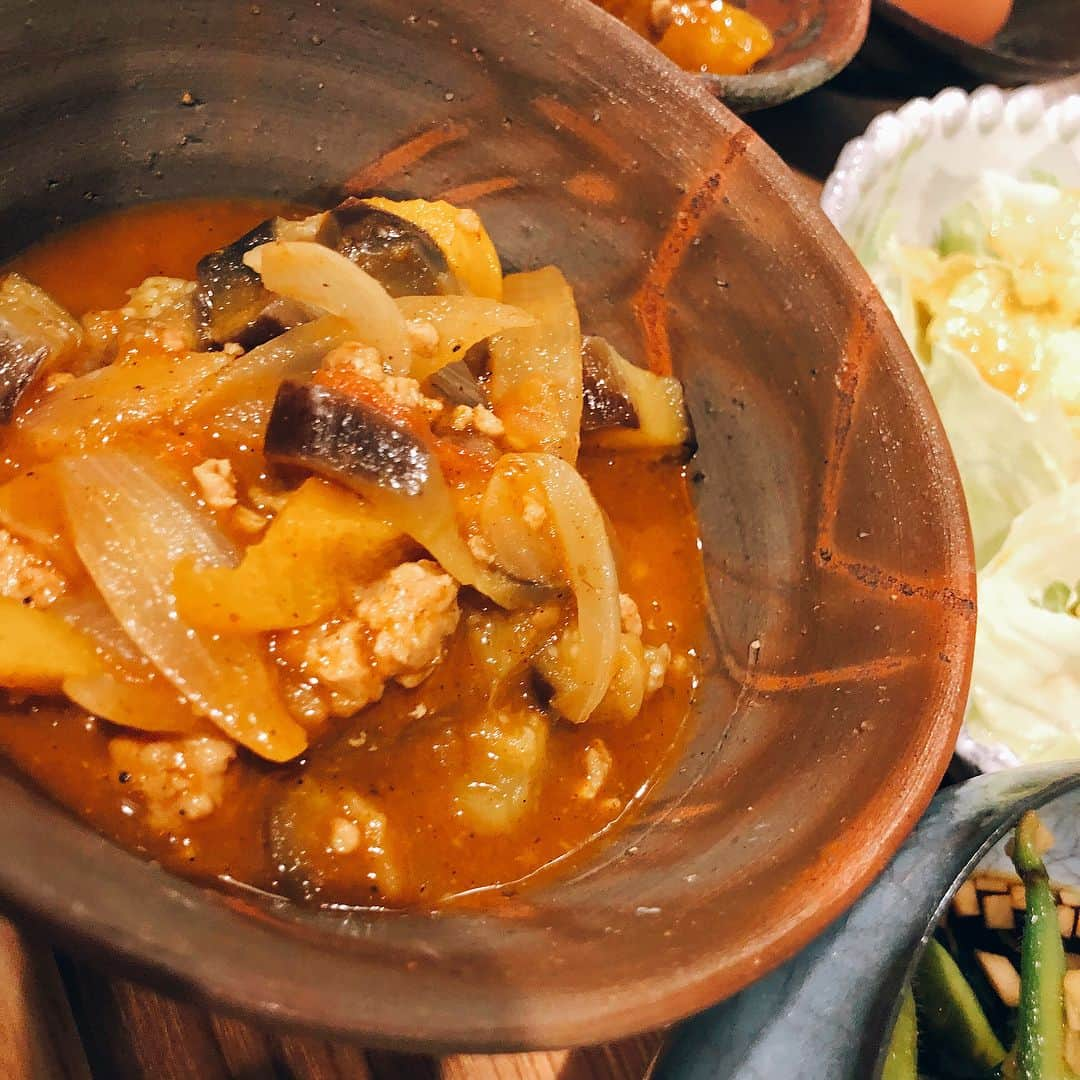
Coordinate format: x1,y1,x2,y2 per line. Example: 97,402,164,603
0,197,706,908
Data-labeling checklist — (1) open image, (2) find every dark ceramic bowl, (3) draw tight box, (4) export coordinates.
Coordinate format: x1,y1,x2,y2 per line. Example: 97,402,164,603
867,0,1080,89
702,0,872,112
0,0,974,1052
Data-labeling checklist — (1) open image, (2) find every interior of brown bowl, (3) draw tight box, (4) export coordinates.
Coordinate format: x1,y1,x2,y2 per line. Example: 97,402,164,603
0,0,974,1051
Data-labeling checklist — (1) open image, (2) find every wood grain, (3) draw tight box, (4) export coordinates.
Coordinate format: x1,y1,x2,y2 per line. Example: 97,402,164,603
0,921,90,1080
0,914,666,1080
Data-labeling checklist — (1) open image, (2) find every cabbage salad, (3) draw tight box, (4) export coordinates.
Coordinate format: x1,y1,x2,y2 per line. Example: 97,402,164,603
881,171,1080,763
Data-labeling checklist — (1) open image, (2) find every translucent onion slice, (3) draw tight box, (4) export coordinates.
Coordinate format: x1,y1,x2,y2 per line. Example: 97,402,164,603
54,592,202,734
395,296,535,380
59,453,307,761
244,241,411,374
488,267,583,463
368,470,540,610
484,453,620,722
479,461,562,585
185,315,354,418
18,350,231,458
63,673,203,735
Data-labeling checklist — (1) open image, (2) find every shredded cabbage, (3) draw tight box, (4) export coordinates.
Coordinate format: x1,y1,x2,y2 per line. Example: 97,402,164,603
966,484,1080,763
875,172,1080,764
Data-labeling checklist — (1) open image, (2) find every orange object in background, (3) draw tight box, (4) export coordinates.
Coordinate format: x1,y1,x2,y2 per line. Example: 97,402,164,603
659,2,773,75
596,0,774,75
891,0,1013,45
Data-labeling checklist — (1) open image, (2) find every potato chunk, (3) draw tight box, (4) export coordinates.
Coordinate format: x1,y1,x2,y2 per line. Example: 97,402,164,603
270,779,404,903
0,595,98,690
0,526,64,607
174,478,410,633
455,708,549,834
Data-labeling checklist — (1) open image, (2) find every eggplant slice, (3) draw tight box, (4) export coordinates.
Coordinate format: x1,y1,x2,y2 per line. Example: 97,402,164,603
264,379,541,610
265,379,431,497
195,219,287,349
425,359,486,407
327,200,457,297
0,335,47,424
196,203,453,349
195,213,342,349
581,335,640,432
0,274,82,422
580,335,696,459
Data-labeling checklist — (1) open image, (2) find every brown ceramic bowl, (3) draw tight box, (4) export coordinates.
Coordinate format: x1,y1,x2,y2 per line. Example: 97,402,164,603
0,0,974,1052
701,0,872,112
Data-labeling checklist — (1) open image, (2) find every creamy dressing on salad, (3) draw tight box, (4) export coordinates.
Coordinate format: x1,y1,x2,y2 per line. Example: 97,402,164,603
880,172,1080,764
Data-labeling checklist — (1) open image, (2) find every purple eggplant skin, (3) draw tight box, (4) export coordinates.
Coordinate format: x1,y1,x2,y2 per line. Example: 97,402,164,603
195,204,453,349
194,218,279,349
581,335,640,433
265,380,432,497
0,332,47,422
425,359,486,408
195,215,343,349
328,200,458,297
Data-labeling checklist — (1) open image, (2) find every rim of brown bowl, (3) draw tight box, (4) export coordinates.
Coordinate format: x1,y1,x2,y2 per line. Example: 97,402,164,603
0,0,973,1053
700,0,872,112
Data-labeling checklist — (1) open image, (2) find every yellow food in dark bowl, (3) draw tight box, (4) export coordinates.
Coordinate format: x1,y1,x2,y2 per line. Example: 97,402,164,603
596,0,774,75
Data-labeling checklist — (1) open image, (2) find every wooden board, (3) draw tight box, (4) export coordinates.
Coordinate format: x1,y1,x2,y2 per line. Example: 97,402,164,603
0,918,664,1080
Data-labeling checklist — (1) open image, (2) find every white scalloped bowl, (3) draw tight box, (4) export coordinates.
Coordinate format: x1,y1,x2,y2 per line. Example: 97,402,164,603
822,83,1080,775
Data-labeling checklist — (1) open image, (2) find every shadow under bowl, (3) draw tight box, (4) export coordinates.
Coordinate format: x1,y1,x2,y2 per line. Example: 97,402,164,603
702,0,871,112
0,0,974,1052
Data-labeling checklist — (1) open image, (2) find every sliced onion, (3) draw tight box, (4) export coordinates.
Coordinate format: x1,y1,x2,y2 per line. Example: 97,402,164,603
395,295,534,380
488,267,583,463
367,470,540,610
58,453,307,761
18,350,231,458
63,673,203,734
185,315,354,418
51,592,198,732
54,591,147,665
485,453,620,722
244,241,411,374
479,461,562,585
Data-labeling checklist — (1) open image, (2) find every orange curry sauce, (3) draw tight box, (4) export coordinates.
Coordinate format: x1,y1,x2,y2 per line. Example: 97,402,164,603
0,200,707,908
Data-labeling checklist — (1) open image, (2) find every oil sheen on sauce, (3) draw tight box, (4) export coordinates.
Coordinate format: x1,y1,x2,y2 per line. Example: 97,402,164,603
0,200,708,908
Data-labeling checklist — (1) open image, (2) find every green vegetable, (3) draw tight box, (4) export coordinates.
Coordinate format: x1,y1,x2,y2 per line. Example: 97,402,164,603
1040,582,1073,615
914,938,1007,1077
936,202,984,257
883,984,919,1080
1009,812,1075,1080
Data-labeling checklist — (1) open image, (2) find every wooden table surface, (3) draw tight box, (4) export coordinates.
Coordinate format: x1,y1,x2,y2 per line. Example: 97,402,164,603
0,78,919,1080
